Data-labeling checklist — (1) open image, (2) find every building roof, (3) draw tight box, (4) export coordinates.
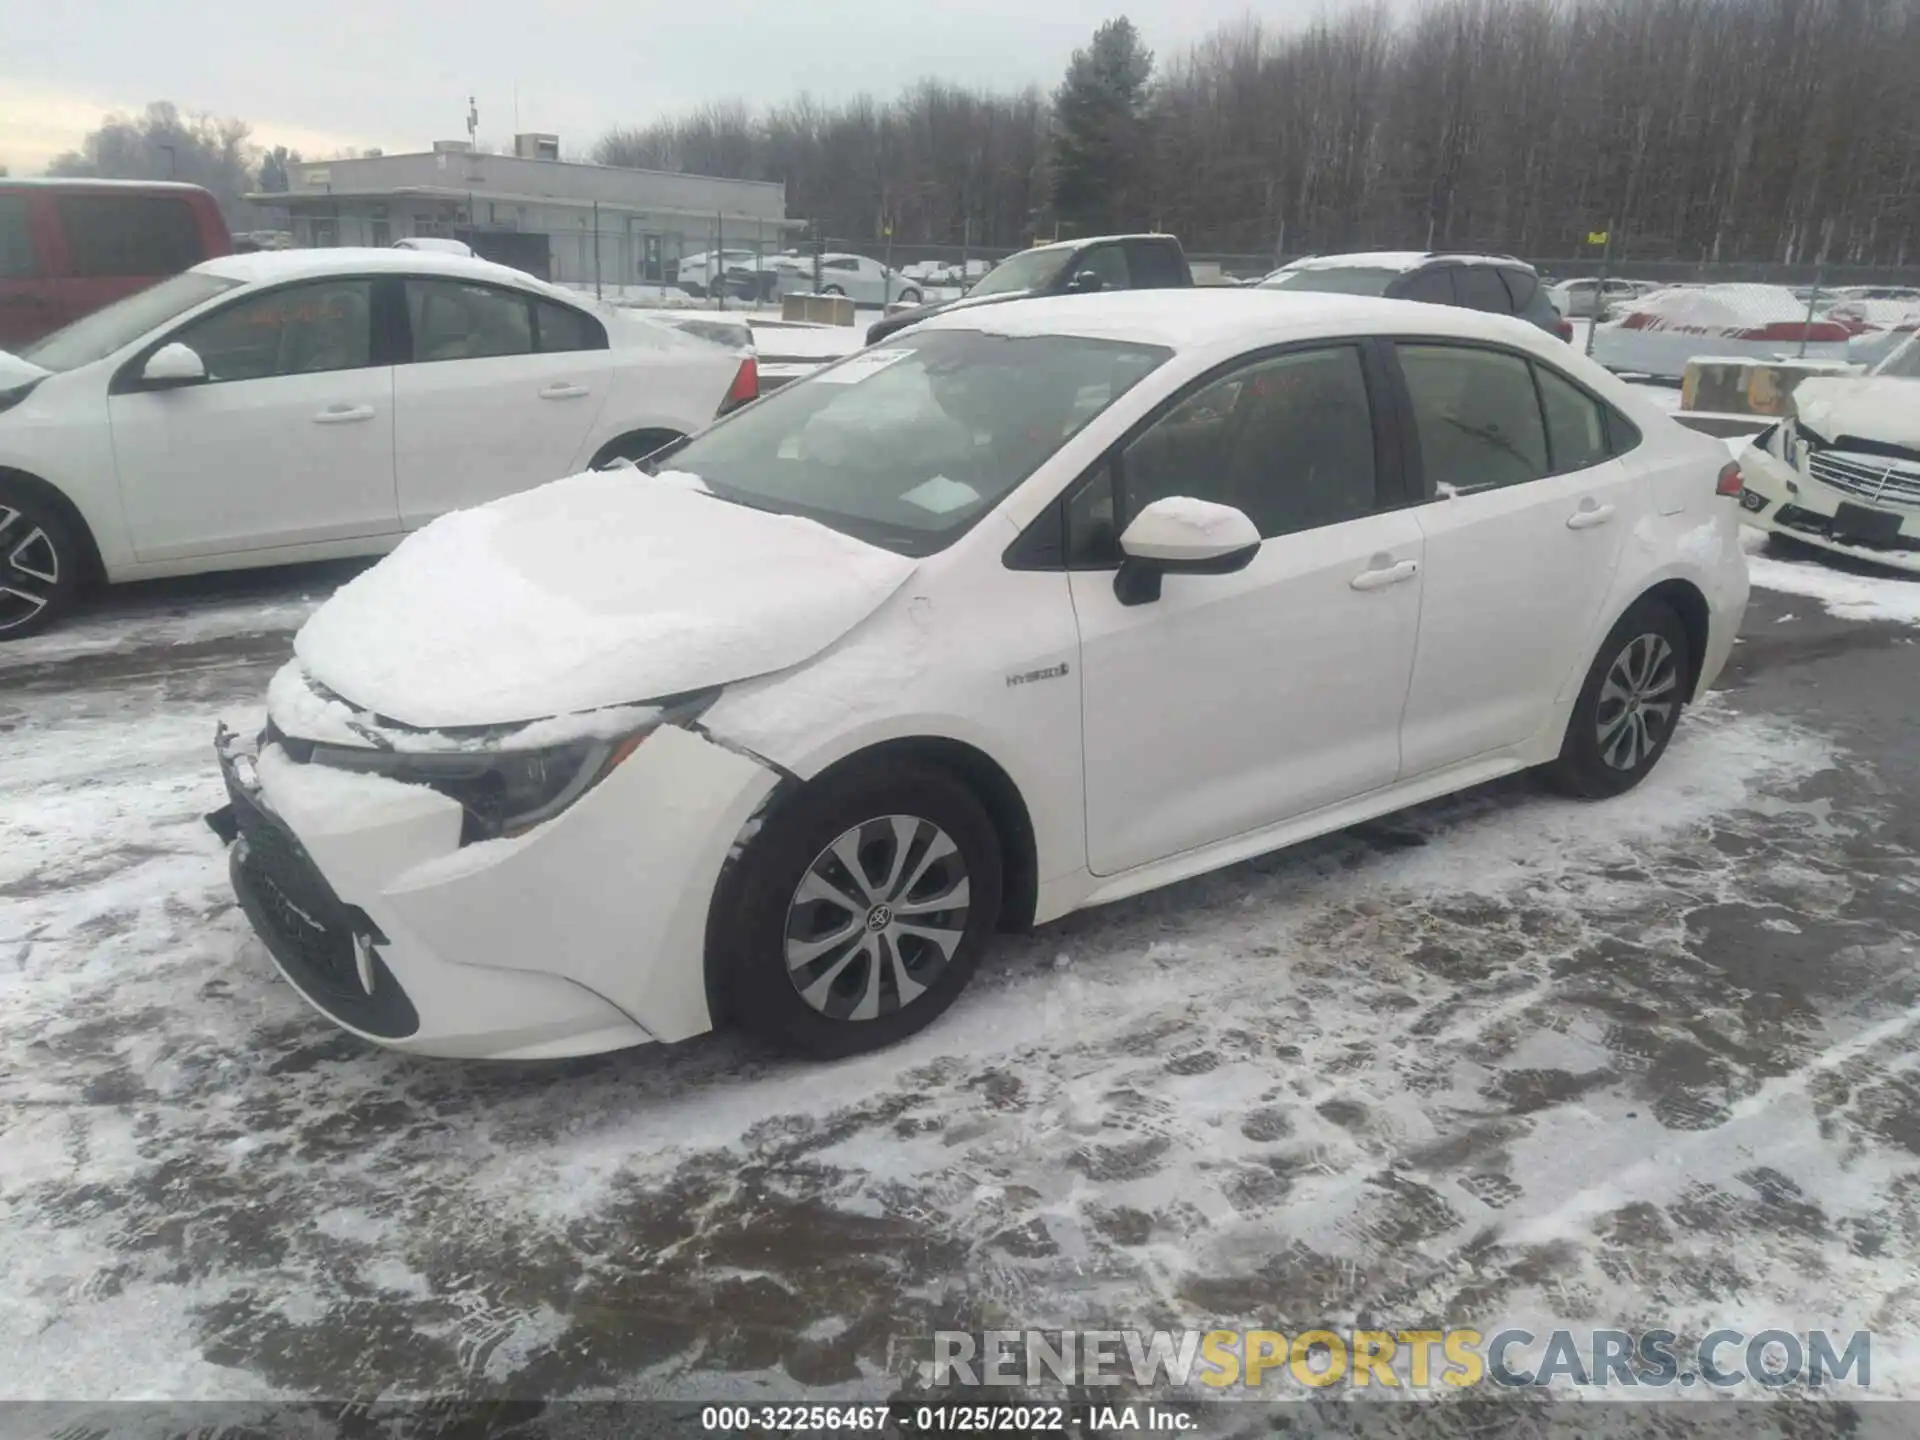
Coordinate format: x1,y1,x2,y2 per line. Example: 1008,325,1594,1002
245,183,805,228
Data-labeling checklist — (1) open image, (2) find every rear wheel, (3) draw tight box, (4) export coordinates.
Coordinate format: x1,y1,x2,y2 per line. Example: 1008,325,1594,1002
590,429,684,470
712,762,1002,1058
1545,598,1691,798
820,284,846,298
0,480,81,641
897,287,922,306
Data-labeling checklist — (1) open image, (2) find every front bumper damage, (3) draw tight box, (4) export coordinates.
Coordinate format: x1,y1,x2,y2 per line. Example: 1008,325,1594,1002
208,719,780,1059
1739,426,1920,575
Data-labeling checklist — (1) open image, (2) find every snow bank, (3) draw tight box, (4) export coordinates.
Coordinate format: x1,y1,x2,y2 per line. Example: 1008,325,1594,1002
1615,284,1811,333
293,470,916,728
1744,528,1920,624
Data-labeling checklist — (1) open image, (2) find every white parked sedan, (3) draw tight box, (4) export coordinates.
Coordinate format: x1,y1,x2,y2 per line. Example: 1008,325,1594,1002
0,248,756,636
814,252,923,307
212,290,1749,1062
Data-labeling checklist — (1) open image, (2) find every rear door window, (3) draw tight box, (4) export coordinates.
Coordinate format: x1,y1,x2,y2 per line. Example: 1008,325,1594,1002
1399,268,1457,306
1533,365,1611,473
0,195,36,277
406,279,534,361
1075,244,1132,290
1453,266,1515,314
1499,268,1541,311
1125,240,1188,287
56,194,205,277
1397,343,1549,494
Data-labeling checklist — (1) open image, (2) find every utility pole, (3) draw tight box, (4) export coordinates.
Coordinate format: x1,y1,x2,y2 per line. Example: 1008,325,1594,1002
592,200,602,300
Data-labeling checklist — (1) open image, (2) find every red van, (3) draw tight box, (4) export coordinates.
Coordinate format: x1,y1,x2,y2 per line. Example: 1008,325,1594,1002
0,179,232,348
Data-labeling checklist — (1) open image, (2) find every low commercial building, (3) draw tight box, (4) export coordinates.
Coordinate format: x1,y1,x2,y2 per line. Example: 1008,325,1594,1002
247,135,799,285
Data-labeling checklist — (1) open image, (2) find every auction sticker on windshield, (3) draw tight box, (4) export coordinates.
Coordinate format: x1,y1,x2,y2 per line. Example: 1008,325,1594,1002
816,348,914,383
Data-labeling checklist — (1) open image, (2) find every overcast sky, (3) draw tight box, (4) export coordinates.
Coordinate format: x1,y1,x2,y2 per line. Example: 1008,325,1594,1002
0,0,1351,173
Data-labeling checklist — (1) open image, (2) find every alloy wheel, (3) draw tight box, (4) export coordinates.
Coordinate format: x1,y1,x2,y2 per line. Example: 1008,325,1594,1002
0,505,59,633
1595,631,1678,771
784,815,971,1022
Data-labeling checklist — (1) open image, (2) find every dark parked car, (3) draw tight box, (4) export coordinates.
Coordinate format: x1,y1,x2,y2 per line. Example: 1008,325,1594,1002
1258,251,1574,342
866,233,1193,345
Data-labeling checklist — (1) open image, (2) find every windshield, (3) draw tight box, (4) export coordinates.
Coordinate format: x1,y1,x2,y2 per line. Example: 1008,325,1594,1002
1874,332,1920,380
1258,266,1400,297
967,248,1075,298
659,328,1170,554
22,272,239,373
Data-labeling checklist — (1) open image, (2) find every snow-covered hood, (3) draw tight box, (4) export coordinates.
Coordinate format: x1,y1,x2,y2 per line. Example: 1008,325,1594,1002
292,471,917,729
1792,376,1920,450
0,350,50,391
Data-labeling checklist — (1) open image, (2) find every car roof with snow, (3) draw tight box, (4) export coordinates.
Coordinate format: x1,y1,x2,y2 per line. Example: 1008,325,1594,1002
193,247,587,304
910,286,1550,353
1277,250,1526,274
197,247,540,286
1021,232,1181,255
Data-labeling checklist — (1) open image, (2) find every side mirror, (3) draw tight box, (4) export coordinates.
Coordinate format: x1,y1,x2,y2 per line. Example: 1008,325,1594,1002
1067,270,1106,294
1114,497,1261,606
141,342,206,387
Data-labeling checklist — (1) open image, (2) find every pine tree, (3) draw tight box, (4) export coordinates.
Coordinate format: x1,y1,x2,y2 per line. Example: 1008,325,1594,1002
1050,17,1154,235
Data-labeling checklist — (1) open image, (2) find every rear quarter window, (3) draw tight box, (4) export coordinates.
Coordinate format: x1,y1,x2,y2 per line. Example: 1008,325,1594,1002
57,193,206,278
1452,266,1515,314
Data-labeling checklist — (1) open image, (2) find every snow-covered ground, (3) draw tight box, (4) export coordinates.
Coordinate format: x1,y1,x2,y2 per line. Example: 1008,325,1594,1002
5,572,1920,1408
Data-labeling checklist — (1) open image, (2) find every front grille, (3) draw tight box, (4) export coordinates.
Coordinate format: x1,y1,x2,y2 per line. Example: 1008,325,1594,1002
224,771,420,1039
1808,449,1920,510
228,784,359,998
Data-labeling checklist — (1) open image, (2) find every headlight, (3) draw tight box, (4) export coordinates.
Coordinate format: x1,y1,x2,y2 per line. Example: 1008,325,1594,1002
306,689,717,841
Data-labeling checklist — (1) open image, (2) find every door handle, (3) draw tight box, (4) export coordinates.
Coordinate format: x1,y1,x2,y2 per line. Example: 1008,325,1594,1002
1566,502,1616,529
1349,558,1419,591
539,382,590,400
312,404,375,425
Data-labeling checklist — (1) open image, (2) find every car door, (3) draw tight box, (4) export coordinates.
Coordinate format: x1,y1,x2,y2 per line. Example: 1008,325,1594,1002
106,275,399,562
1068,341,1425,876
391,277,613,526
1392,341,1641,775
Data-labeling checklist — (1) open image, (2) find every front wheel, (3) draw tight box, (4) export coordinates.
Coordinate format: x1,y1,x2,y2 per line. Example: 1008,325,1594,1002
712,762,1003,1058
897,288,922,306
1545,598,1691,798
0,481,82,641
820,284,846,297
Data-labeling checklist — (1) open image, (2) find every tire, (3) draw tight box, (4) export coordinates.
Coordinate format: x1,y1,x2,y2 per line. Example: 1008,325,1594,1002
712,761,1003,1059
590,429,684,470
898,288,922,306
820,284,845,297
1544,597,1692,799
0,479,82,641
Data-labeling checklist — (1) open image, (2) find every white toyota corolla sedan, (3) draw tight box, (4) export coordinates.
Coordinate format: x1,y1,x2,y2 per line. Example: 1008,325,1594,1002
0,248,754,637
211,290,1750,1062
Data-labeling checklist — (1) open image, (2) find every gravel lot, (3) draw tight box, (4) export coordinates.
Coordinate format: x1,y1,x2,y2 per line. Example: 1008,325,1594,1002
4,539,1920,1423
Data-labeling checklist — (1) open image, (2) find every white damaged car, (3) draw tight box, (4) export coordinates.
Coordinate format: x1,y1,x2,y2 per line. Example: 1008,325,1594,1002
1738,332,1920,573
210,291,1750,1061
